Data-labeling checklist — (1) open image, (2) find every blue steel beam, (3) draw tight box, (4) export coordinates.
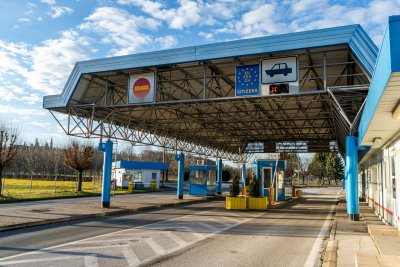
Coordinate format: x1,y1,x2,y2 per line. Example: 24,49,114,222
217,159,222,195
98,140,113,208
241,163,246,187
345,136,359,221
175,153,185,199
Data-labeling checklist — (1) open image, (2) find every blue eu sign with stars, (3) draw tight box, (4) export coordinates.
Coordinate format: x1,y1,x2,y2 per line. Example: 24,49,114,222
235,64,260,96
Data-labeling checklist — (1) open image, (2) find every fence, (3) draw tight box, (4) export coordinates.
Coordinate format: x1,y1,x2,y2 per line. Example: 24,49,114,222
0,174,107,200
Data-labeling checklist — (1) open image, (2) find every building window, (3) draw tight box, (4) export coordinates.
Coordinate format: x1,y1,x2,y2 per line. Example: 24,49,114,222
391,155,396,198
152,173,157,180
134,171,142,183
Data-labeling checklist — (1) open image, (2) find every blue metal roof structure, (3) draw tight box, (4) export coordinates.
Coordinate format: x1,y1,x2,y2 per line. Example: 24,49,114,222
43,24,377,109
113,160,168,171
43,24,378,159
358,16,400,152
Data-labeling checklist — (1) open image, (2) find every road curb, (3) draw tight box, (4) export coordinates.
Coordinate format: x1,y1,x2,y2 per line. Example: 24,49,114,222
269,197,297,209
0,196,219,233
322,240,338,267
322,198,340,267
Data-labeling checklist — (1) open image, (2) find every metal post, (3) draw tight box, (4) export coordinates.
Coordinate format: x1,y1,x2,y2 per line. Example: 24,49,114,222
99,140,113,208
255,160,263,197
217,159,222,195
54,175,57,193
203,64,206,99
323,53,327,90
345,135,359,221
241,163,246,187
175,152,185,199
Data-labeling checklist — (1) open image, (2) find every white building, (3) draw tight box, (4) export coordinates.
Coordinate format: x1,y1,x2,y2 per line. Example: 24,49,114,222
112,161,168,189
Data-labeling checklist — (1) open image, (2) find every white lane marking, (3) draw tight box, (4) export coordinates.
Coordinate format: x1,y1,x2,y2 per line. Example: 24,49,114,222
0,202,220,261
164,231,187,247
145,237,167,255
84,254,99,267
303,190,340,267
197,222,220,232
121,244,141,267
220,216,242,223
138,213,264,267
0,256,82,265
210,218,234,228
0,201,264,266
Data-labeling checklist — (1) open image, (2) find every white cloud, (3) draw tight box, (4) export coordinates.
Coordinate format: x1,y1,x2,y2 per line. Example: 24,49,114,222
28,121,51,127
155,35,178,49
198,31,213,40
0,30,93,96
21,94,41,104
118,0,241,29
41,0,56,5
79,7,163,55
48,6,73,18
0,105,47,116
18,18,31,23
216,4,287,38
26,30,93,94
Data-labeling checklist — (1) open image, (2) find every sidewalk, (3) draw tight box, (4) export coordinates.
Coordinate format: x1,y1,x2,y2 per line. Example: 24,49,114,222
0,192,218,232
323,190,400,267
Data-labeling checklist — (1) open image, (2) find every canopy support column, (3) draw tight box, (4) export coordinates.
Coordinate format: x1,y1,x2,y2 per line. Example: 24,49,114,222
217,159,222,195
175,152,185,199
256,162,263,197
241,163,246,187
99,140,113,208
345,135,359,221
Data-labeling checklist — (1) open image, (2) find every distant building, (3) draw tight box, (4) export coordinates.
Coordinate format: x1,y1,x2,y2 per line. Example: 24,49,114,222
112,160,168,189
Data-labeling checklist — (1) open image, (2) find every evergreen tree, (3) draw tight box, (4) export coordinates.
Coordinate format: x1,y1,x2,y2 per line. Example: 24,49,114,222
333,154,344,184
325,153,336,184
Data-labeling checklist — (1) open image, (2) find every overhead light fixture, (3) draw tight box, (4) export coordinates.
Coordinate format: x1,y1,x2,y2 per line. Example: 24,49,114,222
373,137,382,147
392,101,400,119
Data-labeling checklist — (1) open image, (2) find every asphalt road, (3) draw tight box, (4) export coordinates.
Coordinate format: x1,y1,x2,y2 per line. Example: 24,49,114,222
0,186,340,267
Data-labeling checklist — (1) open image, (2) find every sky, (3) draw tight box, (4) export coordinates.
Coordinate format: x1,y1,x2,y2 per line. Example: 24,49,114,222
0,0,399,146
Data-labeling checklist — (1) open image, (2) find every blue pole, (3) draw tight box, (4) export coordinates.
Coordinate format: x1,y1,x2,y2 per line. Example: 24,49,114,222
217,159,222,194
175,152,185,199
255,160,263,196
99,140,113,208
241,163,246,187
345,136,359,221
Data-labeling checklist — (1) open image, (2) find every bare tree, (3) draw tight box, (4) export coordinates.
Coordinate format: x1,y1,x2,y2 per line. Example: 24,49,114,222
0,122,19,195
63,142,94,192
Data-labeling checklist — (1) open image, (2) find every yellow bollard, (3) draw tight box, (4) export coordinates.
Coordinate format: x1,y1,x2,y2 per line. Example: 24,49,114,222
128,182,133,193
296,190,303,198
270,187,275,205
150,180,157,190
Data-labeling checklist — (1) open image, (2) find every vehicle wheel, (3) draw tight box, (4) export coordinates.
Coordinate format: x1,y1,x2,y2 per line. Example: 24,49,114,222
270,74,274,77
284,73,288,76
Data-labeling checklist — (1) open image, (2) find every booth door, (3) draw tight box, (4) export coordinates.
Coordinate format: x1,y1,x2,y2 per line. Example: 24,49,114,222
263,168,273,196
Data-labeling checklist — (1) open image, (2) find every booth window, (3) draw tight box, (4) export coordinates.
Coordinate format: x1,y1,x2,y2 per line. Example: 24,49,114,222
208,170,216,185
152,173,157,180
263,168,272,188
123,174,132,181
134,171,142,182
190,170,206,184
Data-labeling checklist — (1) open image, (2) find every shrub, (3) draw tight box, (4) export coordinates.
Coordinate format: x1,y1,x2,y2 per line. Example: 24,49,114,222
249,175,260,197
230,175,240,197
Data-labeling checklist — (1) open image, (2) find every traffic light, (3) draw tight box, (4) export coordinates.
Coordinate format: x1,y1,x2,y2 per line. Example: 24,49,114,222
269,83,289,94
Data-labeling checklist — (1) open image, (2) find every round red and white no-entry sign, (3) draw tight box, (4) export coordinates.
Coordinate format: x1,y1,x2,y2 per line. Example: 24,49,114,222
132,78,151,98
